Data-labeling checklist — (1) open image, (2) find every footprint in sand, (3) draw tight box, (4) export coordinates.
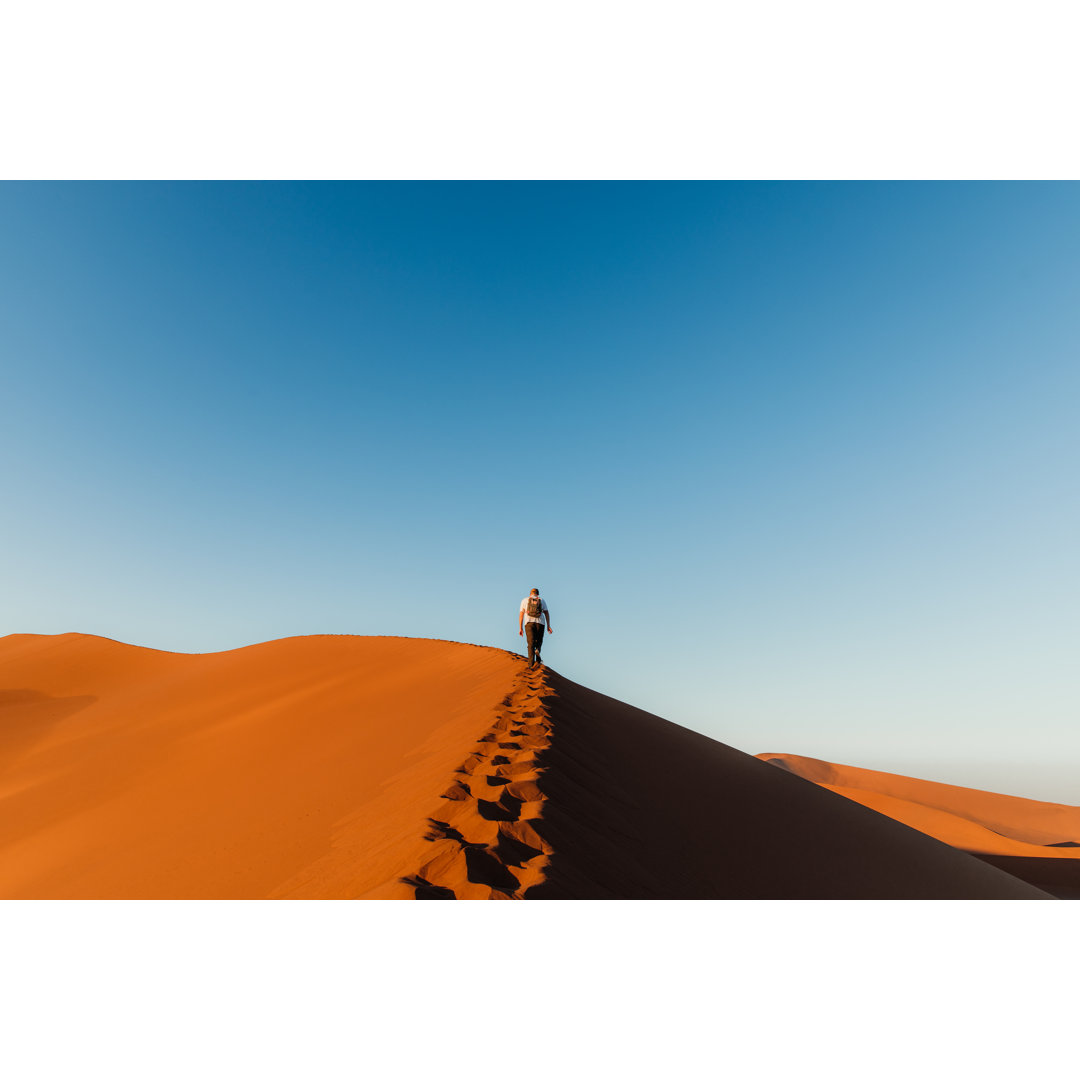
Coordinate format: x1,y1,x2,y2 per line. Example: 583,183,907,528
405,667,552,899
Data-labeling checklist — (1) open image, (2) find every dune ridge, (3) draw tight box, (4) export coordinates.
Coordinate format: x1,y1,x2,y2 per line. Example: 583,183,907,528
400,663,553,899
0,633,1053,899
522,671,1049,899
0,632,523,899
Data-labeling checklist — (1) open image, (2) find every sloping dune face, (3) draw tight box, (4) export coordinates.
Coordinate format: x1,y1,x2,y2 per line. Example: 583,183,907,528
0,634,1051,899
523,675,1049,899
0,633,531,899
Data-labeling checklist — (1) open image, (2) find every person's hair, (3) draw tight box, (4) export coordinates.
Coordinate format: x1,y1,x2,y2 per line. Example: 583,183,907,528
530,588,539,595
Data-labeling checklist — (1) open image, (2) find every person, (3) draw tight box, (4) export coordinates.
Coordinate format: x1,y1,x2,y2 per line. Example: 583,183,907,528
518,588,553,666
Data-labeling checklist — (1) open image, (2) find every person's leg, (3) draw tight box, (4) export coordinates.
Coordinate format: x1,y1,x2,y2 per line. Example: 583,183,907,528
525,622,545,665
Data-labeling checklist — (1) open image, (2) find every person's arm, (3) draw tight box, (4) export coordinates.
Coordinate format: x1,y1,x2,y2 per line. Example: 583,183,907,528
545,604,553,633
519,605,525,636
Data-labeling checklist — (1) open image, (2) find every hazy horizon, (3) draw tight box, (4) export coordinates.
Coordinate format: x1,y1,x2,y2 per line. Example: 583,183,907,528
2,182,1077,802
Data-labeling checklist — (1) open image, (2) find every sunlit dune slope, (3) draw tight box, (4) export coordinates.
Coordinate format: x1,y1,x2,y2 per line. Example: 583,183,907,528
0,633,523,899
0,634,1051,899
757,753,1080,856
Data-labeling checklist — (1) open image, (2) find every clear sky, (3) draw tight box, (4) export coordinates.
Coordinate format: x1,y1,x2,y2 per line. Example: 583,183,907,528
2,182,1077,800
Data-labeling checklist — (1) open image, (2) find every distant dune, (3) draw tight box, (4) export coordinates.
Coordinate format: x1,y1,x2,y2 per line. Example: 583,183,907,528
0,634,1051,898
759,753,1080,898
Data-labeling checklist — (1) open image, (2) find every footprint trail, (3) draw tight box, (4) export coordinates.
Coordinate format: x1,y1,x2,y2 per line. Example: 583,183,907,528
401,664,553,899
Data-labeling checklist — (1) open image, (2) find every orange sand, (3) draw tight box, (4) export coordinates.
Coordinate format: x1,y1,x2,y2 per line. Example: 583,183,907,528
0,633,526,899
0,634,1052,898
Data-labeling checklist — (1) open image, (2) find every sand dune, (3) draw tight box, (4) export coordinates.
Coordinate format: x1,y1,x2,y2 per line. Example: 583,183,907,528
0,633,1051,898
758,754,1080,852
0,633,524,899
759,753,1080,897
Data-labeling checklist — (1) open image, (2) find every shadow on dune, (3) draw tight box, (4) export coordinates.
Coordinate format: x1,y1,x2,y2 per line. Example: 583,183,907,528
521,670,1051,900
401,875,456,899
969,854,1080,899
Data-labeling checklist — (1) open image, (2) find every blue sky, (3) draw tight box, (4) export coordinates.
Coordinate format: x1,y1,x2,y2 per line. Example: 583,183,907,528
1,182,1077,800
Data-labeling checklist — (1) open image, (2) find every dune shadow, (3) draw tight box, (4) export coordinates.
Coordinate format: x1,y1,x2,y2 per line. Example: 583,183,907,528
463,847,519,892
969,853,1080,899
518,670,1051,900
401,875,456,900
477,793,523,822
494,831,544,868
425,818,467,844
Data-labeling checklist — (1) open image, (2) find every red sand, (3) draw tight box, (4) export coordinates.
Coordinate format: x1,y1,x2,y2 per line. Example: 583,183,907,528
0,633,1051,898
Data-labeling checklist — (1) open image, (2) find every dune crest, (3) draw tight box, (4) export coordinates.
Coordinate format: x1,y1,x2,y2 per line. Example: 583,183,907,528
0,634,1052,899
398,664,553,899
0,632,523,899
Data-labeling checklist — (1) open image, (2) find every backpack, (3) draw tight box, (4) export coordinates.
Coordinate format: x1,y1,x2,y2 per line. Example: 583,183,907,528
526,595,543,618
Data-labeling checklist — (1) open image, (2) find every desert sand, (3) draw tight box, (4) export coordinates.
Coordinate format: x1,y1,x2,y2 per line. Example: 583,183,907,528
760,754,1080,897
0,633,1052,898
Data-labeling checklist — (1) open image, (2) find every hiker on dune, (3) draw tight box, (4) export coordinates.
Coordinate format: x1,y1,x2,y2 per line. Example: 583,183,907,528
518,588,553,667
